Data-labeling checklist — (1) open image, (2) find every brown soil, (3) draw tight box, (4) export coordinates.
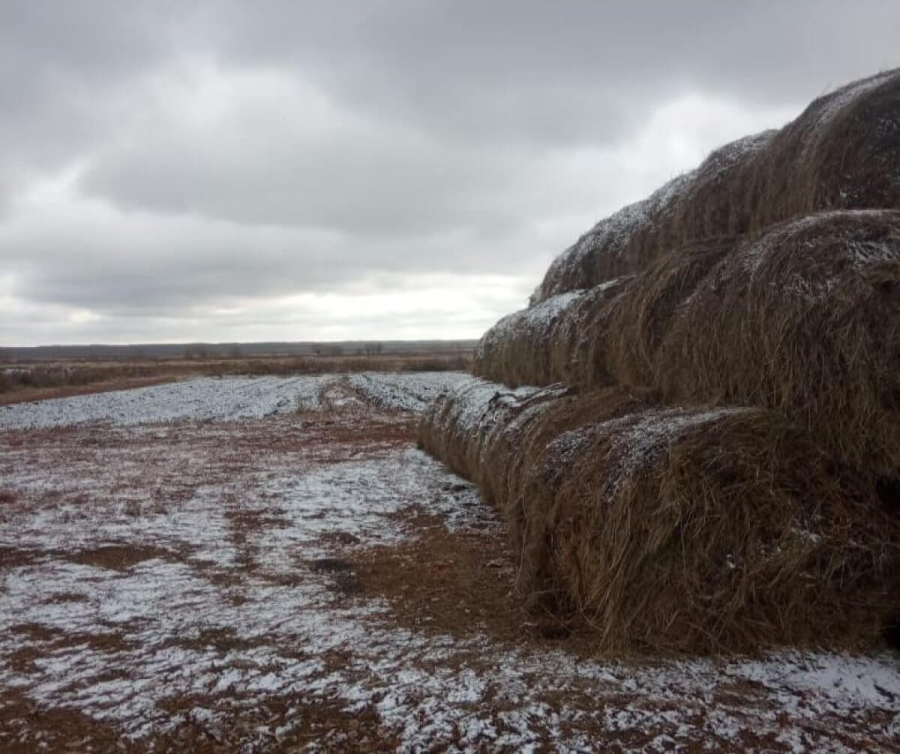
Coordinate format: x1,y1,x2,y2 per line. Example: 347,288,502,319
0,376,182,406
63,544,180,572
349,510,580,646
0,689,400,753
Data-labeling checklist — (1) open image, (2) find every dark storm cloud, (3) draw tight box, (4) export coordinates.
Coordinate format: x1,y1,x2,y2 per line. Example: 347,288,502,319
1,1,898,343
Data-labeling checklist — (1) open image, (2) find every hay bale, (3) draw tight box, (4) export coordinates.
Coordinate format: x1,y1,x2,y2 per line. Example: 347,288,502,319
533,68,900,303
479,210,900,480
521,406,900,654
473,290,589,389
474,277,630,388
421,382,900,653
419,380,645,506
658,210,900,479
422,67,900,655
419,379,560,488
476,239,731,389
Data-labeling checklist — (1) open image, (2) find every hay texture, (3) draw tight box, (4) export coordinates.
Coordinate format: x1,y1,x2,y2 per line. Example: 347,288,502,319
420,380,900,653
420,380,644,508
422,69,900,654
475,238,729,389
657,210,900,479
533,68,900,303
477,210,900,479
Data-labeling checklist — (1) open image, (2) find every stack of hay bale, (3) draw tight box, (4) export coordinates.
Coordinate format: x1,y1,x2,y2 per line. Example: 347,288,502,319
420,69,900,654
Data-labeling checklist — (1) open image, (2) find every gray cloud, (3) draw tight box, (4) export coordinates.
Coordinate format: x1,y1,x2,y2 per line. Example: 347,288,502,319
1,1,898,344
202,0,900,142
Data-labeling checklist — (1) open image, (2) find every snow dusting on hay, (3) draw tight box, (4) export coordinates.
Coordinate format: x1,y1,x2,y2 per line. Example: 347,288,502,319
475,210,900,479
534,68,900,302
476,237,731,389
422,71,900,658
658,210,900,477
421,381,900,653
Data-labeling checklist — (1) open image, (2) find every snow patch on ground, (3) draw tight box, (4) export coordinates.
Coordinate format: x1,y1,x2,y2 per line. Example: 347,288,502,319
0,372,470,430
348,371,471,413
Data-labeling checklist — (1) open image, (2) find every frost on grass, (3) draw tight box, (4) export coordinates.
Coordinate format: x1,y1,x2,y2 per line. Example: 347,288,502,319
0,375,328,429
1,384,899,751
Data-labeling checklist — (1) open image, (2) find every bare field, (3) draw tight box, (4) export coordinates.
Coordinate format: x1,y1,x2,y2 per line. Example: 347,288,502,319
1,375,898,752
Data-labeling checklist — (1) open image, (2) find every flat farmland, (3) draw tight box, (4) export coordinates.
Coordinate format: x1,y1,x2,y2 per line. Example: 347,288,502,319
1,375,898,752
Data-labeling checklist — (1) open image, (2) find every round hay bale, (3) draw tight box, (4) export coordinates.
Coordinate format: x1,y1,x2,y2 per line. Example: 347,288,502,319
474,277,631,388
601,239,731,387
476,238,730,389
473,290,592,389
418,379,568,498
519,407,900,654
419,380,646,509
534,68,900,303
658,209,900,480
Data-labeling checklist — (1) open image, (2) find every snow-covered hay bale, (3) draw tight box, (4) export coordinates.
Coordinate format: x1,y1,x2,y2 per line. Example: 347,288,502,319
476,239,729,389
658,210,900,480
473,279,627,388
472,291,588,389
419,378,550,488
478,210,900,480
420,381,900,653
523,406,900,654
534,68,900,303
420,380,645,508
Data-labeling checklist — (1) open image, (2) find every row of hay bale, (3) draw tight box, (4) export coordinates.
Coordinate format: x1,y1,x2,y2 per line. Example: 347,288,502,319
421,69,900,654
532,68,900,303
476,210,900,479
420,382,900,653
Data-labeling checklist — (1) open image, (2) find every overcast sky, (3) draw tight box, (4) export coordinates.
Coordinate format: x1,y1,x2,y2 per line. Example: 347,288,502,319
1,1,898,345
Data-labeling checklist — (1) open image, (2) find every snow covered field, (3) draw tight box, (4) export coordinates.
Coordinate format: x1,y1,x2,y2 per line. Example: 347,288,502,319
0,373,471,430
1,374,898,751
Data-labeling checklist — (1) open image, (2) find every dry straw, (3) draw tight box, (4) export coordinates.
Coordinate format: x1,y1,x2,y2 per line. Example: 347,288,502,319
477,211,900,479
423,70,900,654
476,238,730,389
533,68,900,303
657,210,900,479
421,381,900,654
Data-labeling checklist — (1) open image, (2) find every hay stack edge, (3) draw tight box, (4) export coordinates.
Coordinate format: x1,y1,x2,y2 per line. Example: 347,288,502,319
420,69,900,654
